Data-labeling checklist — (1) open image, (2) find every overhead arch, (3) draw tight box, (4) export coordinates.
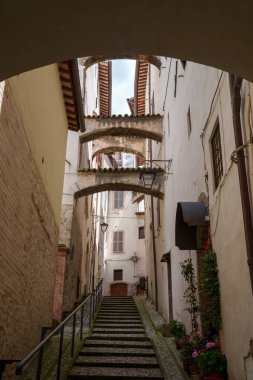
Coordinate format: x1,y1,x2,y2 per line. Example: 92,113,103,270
74,183,163,200
81,115,163,143
91,137,146,160
92,147,145,160
1,1,253,81
75,167,164,199
82,55,161,70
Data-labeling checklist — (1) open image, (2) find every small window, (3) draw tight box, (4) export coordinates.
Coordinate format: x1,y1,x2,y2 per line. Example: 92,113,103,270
113,269,123,281
139,227,145,239
211,121,223,190
181,60,187,70
187,107,192,137
114,191,124,208
113,231,124,252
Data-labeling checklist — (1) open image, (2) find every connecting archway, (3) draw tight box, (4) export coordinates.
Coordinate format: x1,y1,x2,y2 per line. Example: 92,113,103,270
80,115,163,144
74,168,165,199
91,137,145,160
82,55,161,70
1,1,253,81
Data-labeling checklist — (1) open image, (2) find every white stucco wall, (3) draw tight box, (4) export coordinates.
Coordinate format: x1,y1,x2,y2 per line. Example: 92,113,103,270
144,58,253,380
104,191,146,295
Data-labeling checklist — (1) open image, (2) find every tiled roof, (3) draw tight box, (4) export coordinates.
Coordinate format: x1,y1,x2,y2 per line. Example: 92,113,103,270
98,61,112,117
135,60,149,115
84,114,162,119
58,60,84,131
78,167,164,173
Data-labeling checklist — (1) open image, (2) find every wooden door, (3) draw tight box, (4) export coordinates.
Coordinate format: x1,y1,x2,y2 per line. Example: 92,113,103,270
110,283,127,296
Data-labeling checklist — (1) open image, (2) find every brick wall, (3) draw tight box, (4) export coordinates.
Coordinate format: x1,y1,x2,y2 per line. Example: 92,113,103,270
0,82,58,359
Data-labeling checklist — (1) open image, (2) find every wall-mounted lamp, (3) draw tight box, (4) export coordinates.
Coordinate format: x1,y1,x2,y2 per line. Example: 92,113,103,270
100,221,108,233
140,170,156,189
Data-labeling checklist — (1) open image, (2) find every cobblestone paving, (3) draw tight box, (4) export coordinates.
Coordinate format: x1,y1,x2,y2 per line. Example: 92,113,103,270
134,298,189,380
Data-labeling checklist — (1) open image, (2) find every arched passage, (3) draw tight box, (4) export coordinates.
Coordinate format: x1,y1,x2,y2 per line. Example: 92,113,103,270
91,137,146,160
92,146,145,161
81,115,163,143
82,55,161,70
74,182,163,200
1,1,253,81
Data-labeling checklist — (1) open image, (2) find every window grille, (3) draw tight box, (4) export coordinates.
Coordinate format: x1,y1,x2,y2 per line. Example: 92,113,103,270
211,121,223,190
113,269,123,281
114,191,124,208
139,227,145,239
113,231,124,252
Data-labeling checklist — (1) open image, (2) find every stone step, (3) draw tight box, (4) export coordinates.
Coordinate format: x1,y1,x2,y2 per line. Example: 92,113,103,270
97,313,139,316
96,315,140,319
80,348,156,356
99,305,137,312
84,340,153,348
89,335,149,341
95,319,141,324
92,329,145,334
95,324,143,328
75,356,159,367
68,366,163,379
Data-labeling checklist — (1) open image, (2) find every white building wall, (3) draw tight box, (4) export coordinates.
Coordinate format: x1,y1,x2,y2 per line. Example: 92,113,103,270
104,191,146,296
144,58,253,380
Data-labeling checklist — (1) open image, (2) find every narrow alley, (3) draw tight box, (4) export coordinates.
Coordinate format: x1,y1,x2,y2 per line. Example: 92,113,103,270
1,4,253,380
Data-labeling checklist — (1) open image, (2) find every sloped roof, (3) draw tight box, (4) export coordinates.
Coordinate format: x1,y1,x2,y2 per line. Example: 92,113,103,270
98,61,112,117
58,60,84,131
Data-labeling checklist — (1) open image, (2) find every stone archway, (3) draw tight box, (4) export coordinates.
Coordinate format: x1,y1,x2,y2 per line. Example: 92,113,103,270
74,168,165,200
1,1,253,81
80,115,163,143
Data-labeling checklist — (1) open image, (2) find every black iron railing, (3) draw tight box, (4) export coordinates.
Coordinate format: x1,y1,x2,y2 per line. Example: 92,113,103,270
15,280,103,380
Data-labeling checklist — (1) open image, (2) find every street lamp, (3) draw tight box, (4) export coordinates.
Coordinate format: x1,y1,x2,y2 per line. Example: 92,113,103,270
100,221,108,233
140,170,156,189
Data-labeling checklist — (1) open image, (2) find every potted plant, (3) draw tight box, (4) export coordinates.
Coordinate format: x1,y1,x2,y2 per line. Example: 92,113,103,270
194,348,227,379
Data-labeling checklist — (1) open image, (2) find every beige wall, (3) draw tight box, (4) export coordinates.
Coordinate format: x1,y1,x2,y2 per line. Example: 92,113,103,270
0,81,58,359
7,64,68,226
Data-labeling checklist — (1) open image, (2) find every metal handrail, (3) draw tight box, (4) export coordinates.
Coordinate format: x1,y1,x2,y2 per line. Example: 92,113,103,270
16,279,103,378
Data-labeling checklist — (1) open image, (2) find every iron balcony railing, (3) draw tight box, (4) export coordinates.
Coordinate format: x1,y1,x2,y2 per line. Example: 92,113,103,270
15,280,103,380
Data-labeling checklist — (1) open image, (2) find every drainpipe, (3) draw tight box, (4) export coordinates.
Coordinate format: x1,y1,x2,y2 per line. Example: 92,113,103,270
229,74,253,292
151,195,159,311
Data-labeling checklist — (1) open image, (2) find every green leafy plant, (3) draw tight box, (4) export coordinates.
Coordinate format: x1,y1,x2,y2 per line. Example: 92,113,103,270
195,349,227,376
167,320,186,339
180,259,200,332
202,250,222,337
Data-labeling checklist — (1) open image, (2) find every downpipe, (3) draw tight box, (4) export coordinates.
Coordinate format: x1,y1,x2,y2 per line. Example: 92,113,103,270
229,74,253,292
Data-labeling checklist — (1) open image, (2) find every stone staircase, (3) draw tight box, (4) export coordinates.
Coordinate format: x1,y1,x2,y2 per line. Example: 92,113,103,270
68,296,164,379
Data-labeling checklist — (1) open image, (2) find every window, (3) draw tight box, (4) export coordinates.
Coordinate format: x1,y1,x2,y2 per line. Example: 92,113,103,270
113,231,124,252
187,107,192,137
139,226,145,239
180,60,187,70
113,269,123,281
114,191,124,208
211,121,223,190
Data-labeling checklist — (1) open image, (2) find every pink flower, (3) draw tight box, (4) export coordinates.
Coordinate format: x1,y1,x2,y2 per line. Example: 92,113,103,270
206,341,216,349
192,350,199,358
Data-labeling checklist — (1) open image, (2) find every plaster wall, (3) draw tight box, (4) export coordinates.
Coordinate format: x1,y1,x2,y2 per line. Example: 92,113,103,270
7,64,68,226
0,81,58,359
104,191,146,296
144,59,253,379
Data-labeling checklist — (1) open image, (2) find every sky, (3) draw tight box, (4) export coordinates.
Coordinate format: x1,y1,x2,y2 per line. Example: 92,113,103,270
111,60,136,115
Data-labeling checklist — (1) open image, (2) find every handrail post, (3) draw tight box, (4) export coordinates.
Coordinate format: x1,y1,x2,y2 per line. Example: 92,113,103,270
89,295,93,328
71,313,76,357
36,347,44,380
80,304,84,340
56,325,64,380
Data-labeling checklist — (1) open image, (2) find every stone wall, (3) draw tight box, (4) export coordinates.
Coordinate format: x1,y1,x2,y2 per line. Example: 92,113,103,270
0,82,58,359
62,206,83,312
